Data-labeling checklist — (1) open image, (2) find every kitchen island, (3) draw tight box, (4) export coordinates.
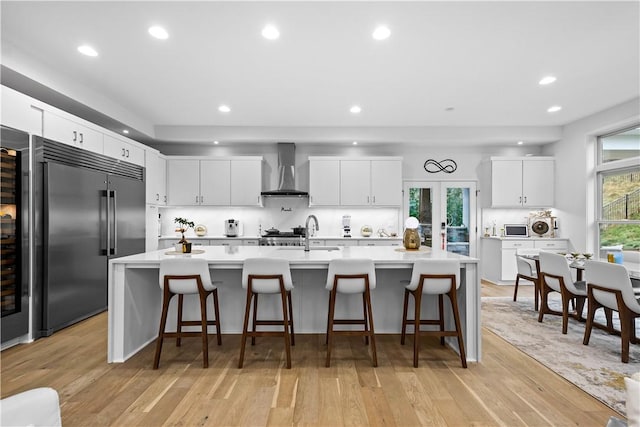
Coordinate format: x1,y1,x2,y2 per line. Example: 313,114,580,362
108,246,480,363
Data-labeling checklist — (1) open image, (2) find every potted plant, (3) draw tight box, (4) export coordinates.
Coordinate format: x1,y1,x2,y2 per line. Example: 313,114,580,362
174,217,195,244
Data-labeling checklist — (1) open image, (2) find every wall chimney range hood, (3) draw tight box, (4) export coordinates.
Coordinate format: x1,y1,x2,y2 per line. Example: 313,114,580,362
261,143,309,197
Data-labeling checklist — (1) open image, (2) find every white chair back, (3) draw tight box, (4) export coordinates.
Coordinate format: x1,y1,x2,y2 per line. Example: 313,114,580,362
242,258,293,293
159,258,214,294
585,260,640,313
406,259,460,294
516,248,539,277
0,387,61,427
539,251,583,294
325,259,376,293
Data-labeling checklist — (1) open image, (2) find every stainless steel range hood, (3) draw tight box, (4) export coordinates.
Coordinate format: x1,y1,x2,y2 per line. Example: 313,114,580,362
261,143,309,197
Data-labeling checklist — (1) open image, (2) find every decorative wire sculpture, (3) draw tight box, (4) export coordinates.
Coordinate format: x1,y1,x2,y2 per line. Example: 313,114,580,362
424,159,457,173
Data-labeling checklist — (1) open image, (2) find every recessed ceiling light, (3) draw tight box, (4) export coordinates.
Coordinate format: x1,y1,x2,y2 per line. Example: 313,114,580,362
218,105,231,113
262,25,280,40
77,45,98,57
148,26,169,40
350,105,362,114
445,107,455,111
352,141,358,145
372,26,391,40
539,75,557,85
213,140,219,145
547,105,562,113
517,140,524,145
123,129,129,134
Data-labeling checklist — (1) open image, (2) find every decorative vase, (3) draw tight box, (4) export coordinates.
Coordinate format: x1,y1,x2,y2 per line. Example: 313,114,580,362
403,228,421,250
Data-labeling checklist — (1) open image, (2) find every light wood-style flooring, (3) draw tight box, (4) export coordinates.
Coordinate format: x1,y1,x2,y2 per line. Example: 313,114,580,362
1,282,618,426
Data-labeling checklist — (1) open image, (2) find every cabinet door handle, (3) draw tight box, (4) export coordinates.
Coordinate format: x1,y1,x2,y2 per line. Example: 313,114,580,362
200,195,203,203
73,130,77,142
126,149,130,158
121,148,125,157
372,195,376,203
163,195,167,203
524,196,527,204
156,193,159,201
195,195,199,203
519,196,522,204
367,196,370,203
79,133,83,143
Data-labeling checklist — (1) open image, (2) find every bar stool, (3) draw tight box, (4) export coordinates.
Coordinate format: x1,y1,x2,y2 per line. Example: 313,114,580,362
153,258,221,369
400,259,467,368
325,258,377,367
238,258,295,369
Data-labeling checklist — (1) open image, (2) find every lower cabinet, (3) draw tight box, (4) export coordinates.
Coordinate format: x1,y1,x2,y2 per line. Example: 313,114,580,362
482,238,569,283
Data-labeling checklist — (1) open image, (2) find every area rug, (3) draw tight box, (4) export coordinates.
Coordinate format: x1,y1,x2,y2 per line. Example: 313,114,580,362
482,295,640,416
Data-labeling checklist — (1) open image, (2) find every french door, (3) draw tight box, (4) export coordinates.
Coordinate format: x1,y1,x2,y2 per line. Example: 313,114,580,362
403,181,477,257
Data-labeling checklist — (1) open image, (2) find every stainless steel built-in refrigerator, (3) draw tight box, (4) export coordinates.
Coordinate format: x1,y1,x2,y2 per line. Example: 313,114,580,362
34,137,145,337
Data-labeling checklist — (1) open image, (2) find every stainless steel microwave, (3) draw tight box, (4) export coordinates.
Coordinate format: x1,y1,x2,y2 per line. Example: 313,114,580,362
504,224,529,237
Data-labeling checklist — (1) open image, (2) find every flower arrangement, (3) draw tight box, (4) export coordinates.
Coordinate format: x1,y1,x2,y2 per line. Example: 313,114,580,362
174,217,195,243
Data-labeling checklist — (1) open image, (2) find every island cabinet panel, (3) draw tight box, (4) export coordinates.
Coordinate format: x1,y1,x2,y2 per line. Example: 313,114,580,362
309,159,340,206
230,159,262,206
166,157,262,206
43,111,103,154
488,157,555,208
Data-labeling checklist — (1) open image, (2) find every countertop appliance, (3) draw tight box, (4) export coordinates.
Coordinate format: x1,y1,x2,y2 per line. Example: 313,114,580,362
225,219,239,237
504,224,529,237
0,126,30,345
33,137,145,337
260,143,309,197
342,215,351,238
259,228,304,246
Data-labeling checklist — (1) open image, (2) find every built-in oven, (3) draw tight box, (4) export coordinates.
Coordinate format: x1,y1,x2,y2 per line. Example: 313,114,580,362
1,126,31,346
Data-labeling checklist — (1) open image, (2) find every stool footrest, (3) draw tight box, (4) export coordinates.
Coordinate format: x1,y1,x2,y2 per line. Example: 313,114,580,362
254,320,293,326
245,331,291,338
179,320,218,327
332,319,366,325
162,331,216,338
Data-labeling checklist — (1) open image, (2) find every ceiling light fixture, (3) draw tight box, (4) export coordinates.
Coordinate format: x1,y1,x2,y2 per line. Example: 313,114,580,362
350,105,362,114
77,45,98,57
213,140,219,145
445,107,455,111
517,140,524,145
262,25,280,40
123,129,129,134
372,26,391,40
547,105,562,113
539,75,557,85
148,26,169,40
352,141,358,145
218,105,231,113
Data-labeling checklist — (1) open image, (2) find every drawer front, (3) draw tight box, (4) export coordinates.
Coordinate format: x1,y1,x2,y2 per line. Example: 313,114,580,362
534,240,568,250
243,239,259,246
501,240,535,249
325,239,358,247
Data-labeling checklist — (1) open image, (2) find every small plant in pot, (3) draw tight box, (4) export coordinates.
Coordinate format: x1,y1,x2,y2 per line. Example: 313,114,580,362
174,217,195,244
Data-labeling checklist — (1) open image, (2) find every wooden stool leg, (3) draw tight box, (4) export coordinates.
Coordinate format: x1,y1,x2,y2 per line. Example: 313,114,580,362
280,287,292,369
153,288,172,369
213,289,222,345
534,278,540,311
448,287,467,368
325,290,332,345
362,292,369,346
583,294,597,346
400,289,409,345
412,289,422,368
176,294,184,347
238,287,253,369
513,275,520,301
251,293,258,346
326,285,338,367
287,290,295,346
198,289,209,368
438,294,445,346
364,286,377,367
620,308,631,363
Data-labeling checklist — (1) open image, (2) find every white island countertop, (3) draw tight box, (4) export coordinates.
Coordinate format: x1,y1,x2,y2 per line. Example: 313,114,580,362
108,246,480,364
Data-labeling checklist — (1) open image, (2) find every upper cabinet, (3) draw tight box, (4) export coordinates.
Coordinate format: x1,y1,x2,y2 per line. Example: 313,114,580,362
43,111,103,155
166,157,262,206
486,157,555,208
103,134,145,166
309,157,403,207
145,151,167,205
1,86,43,135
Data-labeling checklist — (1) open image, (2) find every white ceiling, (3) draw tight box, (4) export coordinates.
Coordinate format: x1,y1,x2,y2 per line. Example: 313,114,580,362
1,1,639,146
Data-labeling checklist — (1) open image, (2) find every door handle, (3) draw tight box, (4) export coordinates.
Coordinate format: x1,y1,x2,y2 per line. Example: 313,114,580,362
73,131,77,142
111,190,118,255
105,189,111,256
79,133,83,144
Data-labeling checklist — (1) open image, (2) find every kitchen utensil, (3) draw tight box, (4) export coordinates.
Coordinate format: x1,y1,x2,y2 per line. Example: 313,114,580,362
264,227,280,235
292,226,306,235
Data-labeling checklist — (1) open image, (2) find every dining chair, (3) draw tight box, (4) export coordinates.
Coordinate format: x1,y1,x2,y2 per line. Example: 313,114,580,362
238,258,295,369
154,258,222,369
513,248,540,310
325,258,377,367
538,251,587,334
400,259,466,368
583,260,640,363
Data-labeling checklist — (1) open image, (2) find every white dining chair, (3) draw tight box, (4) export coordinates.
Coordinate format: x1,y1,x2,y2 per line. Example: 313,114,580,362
538,251,587,334
513,248,540,309
583,260,640,363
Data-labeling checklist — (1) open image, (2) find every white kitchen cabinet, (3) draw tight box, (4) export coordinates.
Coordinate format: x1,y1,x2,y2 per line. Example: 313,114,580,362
103,134,145,166
145,151,167,205
167,159,201,205
324,239,358,247
230,159,262,206
309,159,340,206
1,85,43,135
488,157,554,208
201,160,231,205
482,237,569,283
340,158,402,207
357,239,402,246
43,111,103,154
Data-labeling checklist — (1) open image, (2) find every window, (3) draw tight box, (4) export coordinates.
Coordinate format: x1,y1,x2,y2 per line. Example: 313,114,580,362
596,126,640,253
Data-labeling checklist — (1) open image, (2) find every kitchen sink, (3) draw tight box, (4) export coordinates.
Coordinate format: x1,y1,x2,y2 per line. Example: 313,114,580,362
276,246,341,251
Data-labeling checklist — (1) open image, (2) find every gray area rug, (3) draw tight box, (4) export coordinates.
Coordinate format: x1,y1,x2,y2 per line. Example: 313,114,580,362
482,295,640,416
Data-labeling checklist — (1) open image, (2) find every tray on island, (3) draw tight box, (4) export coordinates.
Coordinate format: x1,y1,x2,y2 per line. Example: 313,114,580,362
164,249,206,255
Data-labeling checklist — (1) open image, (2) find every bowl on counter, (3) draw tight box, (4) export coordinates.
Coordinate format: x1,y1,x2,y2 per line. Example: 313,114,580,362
360,225,373,237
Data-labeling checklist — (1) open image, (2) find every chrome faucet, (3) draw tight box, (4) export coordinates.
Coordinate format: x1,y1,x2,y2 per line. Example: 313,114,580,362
304,215,319,251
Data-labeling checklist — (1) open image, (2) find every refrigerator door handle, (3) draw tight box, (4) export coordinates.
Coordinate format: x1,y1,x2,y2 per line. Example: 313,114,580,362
105,189,111,256
111,190,118,255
